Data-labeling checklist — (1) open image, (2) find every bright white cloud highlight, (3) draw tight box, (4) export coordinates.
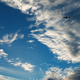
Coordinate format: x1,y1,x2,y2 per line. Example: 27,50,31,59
27,40,34,43
0,75,21,80
21,63,35,72
0,49,8,58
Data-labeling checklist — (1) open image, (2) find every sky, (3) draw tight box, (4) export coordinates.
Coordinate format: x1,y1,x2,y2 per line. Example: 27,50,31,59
0,0,80,80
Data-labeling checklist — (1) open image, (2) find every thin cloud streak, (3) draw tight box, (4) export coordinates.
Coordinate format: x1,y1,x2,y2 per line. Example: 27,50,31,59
0,75,21,80
0,32,24,45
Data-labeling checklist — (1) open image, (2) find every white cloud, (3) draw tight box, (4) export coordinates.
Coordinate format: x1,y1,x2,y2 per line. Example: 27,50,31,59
0,75,21,80
0,49,35,72
1,0,39,14
0,76,7,80
11,61,22,66
0,32,24,45
27,40,34,43
31,29,80,63
7,59,35,72
1,0,80,63
0,33,18,44
11,61,35,72
21,62,35,72
0,49,8,58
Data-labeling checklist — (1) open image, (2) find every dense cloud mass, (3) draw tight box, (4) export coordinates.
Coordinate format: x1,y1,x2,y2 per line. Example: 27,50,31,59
64,70,80,80
42,67,80,80
1,0,80,63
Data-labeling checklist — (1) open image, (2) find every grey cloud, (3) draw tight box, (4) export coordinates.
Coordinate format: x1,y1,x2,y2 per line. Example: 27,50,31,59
43,67,80,80
64,70,80,80
47,70,80,80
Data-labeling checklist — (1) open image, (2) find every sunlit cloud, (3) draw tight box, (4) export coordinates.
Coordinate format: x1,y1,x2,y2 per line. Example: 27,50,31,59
27,40,34,43
21,62,35,72
0,49,8,58
11,61,35,72
0,32,24,45
0,49,35,72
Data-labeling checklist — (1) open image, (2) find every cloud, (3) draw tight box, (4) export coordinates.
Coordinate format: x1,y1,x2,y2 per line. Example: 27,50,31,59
31,29,80,63
0,32,24,45
11,61,35,72
0,0,39,14
0,75,21,80
27,40,34,43
0,49,8,58
1,0,80,63
21,62,35,72
0,77,7,80
0,49,35,72
42,66,80,80
63,70,80,80
11,61,22,66
30,0,80,63
6,59,35,72
42,67,63,80
18,34,24,39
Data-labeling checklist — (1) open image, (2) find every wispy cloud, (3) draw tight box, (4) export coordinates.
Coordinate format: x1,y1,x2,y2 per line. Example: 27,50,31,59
18,34,24,39
21,62,35,72
0,49,35,72
0,75,21,80
1,0,80,63
11,61,35,72
31,29,80,63
27,40,34,43
0,32,24,45
0,76,7,80
0,49,8,58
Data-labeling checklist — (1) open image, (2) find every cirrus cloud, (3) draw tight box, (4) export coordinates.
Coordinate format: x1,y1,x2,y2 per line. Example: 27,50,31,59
0,32,24,45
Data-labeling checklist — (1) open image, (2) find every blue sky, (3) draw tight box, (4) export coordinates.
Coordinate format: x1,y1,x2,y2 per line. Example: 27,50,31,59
0,0,80,80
